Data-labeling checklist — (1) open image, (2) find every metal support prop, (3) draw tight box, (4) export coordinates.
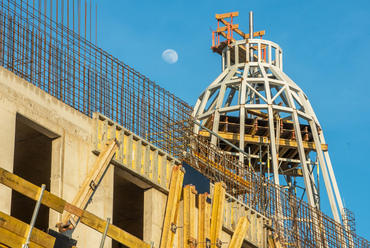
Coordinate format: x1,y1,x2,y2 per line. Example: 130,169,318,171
99,217,111,248
23,184,46,248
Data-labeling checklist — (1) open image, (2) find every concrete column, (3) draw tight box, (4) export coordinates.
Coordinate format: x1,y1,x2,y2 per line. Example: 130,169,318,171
144,188,167,247
0,106,16,215
49,136,64,227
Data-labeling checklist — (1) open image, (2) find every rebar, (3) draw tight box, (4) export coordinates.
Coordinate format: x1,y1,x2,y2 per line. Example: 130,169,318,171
0,1,368,247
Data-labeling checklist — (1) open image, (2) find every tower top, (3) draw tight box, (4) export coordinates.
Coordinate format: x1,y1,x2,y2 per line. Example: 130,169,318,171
211,11,265,55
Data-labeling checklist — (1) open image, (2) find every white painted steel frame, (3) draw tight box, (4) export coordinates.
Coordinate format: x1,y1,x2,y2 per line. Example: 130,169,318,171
192,38,346,225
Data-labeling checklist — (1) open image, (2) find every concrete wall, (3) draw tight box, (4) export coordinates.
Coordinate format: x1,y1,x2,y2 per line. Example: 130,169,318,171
0,67,270,248
0,67,113,247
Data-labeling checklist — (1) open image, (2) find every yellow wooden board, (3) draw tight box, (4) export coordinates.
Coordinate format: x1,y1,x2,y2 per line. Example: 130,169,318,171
81,211,150,248
199,130,328,151
216,24,239,33
228,216,250,248
160,165,185,248
63,139,119,226
183,185,197,248
0,227,45,248
198,193,211,248
215,12,239,19
0,168,66,213
0,211,55,247
210,182,226,245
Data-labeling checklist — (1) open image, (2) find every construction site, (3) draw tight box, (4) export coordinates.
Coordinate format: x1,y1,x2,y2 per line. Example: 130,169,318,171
0,0,368,247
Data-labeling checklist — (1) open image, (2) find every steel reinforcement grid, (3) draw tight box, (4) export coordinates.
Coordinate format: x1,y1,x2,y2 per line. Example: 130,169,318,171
0,1,368,247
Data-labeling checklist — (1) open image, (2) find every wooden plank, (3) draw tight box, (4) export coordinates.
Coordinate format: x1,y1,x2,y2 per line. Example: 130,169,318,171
64,202,84,218
268,236,276,248
233,28,246,40
62,139,119,227
215,12,239,19
0,168,66,213
0,211,55,247
243,30,265,39
205,194,211,241
197,193,211,248
233,28,265,40
160,165,185,248
80,211,150,248
228,216,250,248
210,182,226,246
0,227,44,248
247,109,268,119
183,185,197,248
218,30,236,43
217,18,265,39
268,235,283,248
216,24,239,33
199,130,328,151
249,118,258,135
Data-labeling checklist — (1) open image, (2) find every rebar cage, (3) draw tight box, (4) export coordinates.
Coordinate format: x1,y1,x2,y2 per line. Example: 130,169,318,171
0,1,368,247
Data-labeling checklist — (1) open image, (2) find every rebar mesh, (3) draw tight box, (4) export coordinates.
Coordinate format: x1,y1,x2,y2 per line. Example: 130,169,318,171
0,1,368,247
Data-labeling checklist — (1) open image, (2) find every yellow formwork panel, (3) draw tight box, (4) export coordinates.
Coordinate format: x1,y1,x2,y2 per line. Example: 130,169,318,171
93,113,181,191
149,149,153,180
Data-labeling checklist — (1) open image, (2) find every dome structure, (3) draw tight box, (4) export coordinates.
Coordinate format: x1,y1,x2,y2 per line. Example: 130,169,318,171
192,12,346,225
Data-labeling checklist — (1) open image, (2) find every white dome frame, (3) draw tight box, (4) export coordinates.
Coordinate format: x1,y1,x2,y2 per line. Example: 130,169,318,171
192,36,346,225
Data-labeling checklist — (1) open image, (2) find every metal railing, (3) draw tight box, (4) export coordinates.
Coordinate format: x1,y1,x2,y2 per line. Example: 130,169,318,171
0,1,368,247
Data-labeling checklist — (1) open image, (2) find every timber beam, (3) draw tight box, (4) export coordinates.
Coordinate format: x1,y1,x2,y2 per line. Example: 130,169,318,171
58,139,119,230
183,185,198,248
160,165,185,248
228,216,250,248
199,130,328,151
0,168,152,248
210,182,226,246
0,211,55,248
198,193,211,248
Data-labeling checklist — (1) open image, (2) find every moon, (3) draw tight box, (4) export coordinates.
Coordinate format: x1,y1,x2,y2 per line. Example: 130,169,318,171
162,49,178,64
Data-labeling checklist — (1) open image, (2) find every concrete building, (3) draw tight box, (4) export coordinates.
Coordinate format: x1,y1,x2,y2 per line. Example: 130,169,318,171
0,66,270,247
0,1,368,248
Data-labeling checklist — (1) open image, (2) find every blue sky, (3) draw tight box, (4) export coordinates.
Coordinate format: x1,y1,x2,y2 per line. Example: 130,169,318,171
95,0,370,238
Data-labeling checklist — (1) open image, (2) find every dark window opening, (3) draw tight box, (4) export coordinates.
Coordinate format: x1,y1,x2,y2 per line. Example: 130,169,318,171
112,168,144,248
11,116,54,231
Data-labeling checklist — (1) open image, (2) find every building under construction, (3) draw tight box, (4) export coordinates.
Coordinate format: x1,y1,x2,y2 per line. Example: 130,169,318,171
0,1,368,247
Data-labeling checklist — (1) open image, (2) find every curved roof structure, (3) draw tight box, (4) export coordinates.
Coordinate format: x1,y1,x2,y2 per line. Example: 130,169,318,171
192,12,346,226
